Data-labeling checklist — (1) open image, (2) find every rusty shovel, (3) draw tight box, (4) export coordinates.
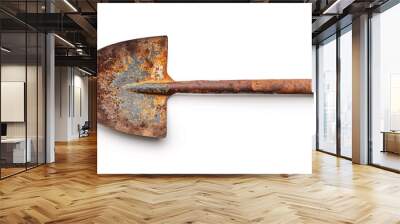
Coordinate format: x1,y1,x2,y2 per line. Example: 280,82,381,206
98,36,312,138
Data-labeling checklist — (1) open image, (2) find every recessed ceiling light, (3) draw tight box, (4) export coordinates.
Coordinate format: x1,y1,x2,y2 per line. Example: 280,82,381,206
54,34,75,48
323,0,354,15
63,0,78,12
78,67,93,76
1,47,11,53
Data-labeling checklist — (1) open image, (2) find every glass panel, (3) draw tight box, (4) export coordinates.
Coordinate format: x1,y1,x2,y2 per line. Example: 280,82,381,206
0,1,46,178
1,31,27,177
38,32,45,165
27,31,38,169
26,0,39,169
340,29,352,158
318,37,337,154
371,4,400,171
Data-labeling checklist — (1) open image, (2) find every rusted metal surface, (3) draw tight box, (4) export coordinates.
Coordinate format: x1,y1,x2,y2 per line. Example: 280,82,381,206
98,36,313,138
97,36,171,138
125,79,312,95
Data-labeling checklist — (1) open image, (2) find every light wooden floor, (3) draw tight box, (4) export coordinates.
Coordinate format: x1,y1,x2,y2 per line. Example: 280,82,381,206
0,167,26,178
373,151,400,171
1,163,43,178
1,135,400,224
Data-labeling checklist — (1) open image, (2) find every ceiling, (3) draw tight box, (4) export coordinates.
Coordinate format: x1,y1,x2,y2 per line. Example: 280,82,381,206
0,0,392,74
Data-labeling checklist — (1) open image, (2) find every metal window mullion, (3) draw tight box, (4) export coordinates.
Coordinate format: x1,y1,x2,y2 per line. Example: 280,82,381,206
336,29,341,157
44,0,49,165
36,0,39,167
25,0,28,171
44,33,47,164
367,11,373,165
316,45,320,150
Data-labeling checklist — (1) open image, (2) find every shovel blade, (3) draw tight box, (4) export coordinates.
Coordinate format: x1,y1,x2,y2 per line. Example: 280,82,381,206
97,36,171,138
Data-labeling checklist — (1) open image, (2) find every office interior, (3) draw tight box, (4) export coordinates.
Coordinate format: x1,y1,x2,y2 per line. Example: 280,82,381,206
0,0,97,179
0,0,400,222
315,1,400,172
0,0,399,181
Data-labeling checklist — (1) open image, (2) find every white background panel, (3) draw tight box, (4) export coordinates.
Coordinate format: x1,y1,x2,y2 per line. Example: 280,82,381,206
97,3,313,174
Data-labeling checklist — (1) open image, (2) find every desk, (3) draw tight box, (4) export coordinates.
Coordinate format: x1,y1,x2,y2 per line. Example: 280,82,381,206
382,131,400,154
1,138,31,163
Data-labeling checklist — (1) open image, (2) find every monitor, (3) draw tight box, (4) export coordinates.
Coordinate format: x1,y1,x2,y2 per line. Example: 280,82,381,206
1,123,7,137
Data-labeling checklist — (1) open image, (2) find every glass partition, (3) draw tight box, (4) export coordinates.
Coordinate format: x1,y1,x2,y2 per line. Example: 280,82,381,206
1,31,28,177
317,36,337,154
27,31,38,169
38,32,45,165
0,1,46,179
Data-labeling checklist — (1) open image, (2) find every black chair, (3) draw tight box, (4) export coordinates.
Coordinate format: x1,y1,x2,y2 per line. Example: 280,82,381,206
79,121,90,138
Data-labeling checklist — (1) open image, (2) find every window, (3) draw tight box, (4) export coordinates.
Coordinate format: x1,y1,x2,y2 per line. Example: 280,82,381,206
318,36,337,154
370,3,400,171
339,28,352,158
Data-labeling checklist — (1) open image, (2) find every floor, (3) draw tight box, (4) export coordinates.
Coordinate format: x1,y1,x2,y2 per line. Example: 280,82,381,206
1,163,42,178
0,167,25,178
0,135,400,223
372,150,400,171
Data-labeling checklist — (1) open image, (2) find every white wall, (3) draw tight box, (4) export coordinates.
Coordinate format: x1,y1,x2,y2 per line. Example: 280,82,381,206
1,65,26,140
55,67,69,141
55,67,89,141
98,4,313,174
1,65,36,138
1,82,24,122
71,73,89,138
312,45,317,150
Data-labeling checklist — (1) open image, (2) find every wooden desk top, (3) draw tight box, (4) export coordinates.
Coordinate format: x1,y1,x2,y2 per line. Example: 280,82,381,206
381,131,400,134
1,138,27,143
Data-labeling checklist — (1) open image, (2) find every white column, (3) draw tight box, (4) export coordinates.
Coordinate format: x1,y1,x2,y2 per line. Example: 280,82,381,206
352,14,369,164
45,1,55,163
46,33,55,163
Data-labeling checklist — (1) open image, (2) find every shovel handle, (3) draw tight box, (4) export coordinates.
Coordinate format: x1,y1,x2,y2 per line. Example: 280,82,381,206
166,79,312,95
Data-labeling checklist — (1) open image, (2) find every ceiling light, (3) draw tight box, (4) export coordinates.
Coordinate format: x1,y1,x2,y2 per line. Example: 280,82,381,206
78,67,93,76
1,47,11,53
54,34,75,48
323,0,355,14
63,0,78,12
76,48,85,55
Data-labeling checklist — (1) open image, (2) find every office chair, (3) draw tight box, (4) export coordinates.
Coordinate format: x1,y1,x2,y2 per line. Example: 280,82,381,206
79,121,90,138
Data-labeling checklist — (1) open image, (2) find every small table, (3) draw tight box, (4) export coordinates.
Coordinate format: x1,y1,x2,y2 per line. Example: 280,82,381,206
1,138,31,164
381,131,400,154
